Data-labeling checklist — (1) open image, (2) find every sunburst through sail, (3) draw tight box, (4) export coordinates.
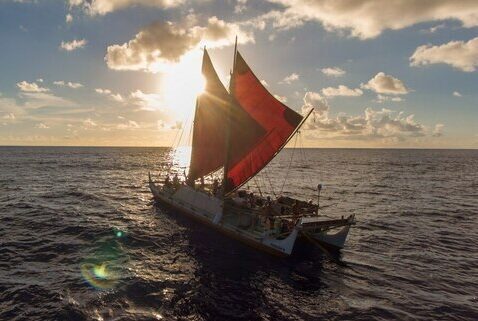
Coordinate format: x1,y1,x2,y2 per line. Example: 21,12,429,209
188,45,306,195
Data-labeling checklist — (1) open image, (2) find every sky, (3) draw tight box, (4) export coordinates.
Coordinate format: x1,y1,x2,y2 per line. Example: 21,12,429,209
0,0,477,148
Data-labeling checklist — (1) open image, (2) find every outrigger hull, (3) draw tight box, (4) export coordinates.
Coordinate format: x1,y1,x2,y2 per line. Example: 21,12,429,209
149,176,355,257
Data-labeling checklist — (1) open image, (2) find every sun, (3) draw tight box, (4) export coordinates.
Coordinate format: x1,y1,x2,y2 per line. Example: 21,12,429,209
161,50,206,119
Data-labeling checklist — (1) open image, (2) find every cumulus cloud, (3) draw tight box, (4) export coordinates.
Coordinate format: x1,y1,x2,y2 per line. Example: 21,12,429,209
298,91,439,142
66,13,73,23
266,0,478,39
17,81,49,92
321,67,345,77
302,91,329,116
361,72,409,95
410,37,478,72
69,0,184,15
280,72,299,84
54,81,83,89
60,39,87,51
453,91,462,97
105,16,254,72
322,85,363,97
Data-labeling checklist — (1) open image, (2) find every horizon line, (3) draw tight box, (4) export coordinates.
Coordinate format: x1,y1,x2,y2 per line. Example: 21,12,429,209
0,145,477,150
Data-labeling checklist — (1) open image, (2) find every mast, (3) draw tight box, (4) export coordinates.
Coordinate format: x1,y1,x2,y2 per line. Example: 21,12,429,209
223,36,238,198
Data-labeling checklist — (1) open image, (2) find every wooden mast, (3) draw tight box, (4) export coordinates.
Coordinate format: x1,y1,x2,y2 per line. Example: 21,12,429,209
222,36,238,199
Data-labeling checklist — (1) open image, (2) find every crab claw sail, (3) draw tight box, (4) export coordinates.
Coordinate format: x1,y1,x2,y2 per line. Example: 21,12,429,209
188,49,263,183
188,50,229,182
224,52,304,193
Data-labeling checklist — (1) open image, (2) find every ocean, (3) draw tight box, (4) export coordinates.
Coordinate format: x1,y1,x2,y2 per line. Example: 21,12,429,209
1,147,477,321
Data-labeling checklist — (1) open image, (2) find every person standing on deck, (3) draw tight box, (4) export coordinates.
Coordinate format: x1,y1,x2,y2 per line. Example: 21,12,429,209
212,178,219,196
173,173,180,189
164,175,171,187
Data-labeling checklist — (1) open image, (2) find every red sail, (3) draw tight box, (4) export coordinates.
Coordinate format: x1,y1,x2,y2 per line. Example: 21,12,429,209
188,50,229,181
225,52,303,193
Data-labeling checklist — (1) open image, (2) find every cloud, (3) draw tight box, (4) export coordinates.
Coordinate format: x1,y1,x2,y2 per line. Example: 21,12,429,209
280,72,299,84
425,23,446,33
2,113,16,120
266,0,478,39
83,118,97,128
105,16,254,72
66,14,73,23
321,67,345,77
453,91,462,97
361,72,408,95
274,94,287,103
54,81,83,89
298,91,440,143
35,123,49,129
95,88,124,102
95,88,164,109
432,123,444,137
95,88,112,95
68,0,184,16
60,39,87,51
410,37,478,72
302,91,329,116
235,0,248,13
377,94,403,102
20,92,75,108
17,81,49,92
322,85,363,97
117,120,140,129
129,90,163,110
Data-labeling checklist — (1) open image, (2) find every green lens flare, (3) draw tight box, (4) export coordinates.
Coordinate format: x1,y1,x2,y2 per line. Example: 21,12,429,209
81,228,129,290
81,262,120,289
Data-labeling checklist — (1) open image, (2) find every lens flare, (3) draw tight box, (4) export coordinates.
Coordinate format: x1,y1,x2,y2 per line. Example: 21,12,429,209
81,262,120,289
81,228,128,290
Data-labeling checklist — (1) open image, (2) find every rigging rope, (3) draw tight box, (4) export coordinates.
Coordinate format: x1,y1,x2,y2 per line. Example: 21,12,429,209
279,132,298,195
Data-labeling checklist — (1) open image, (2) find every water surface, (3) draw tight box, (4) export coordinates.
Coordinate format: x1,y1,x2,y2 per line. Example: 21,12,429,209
1,147,477,320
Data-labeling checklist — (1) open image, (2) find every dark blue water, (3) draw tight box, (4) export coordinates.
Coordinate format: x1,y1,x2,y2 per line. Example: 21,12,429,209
1,147,477,321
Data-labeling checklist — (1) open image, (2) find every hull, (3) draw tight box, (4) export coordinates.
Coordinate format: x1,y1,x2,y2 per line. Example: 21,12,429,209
149,177,354,257
150,181,298,257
